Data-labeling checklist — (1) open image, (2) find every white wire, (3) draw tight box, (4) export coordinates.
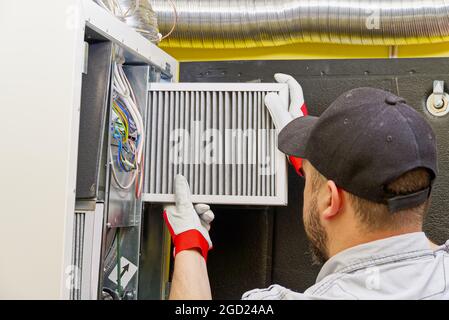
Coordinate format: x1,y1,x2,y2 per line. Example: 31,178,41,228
123,0,140,18
113,64,145,165
120,66,144,162
95,0,174,43
120,98,144,164
110,62,145,193
109,147,138,190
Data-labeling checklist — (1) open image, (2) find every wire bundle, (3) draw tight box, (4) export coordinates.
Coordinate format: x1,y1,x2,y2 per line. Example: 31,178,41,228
110,62,145,198
94,0,139,18
93,0,160,42
93,0,177,42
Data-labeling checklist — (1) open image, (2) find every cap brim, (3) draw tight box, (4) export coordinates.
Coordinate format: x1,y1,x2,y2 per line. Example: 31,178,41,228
278,116,319,158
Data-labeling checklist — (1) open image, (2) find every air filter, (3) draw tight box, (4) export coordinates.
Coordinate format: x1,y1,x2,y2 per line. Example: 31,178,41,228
142,83,288,206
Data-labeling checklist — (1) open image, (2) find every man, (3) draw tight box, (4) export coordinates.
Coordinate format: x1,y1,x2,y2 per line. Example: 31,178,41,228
163,74,449,300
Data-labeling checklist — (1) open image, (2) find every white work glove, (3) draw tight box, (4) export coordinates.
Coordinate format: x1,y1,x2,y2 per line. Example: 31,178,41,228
265,73,308,175
163,175,214,261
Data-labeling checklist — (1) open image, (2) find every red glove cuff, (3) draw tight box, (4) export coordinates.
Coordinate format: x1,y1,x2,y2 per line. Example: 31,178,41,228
289,156,304,176
289,103,308,176
174,229,210,261
300,103,308,116
163,210,210,261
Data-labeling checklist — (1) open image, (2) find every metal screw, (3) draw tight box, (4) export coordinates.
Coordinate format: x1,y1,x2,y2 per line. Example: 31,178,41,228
426,81,449,117
434,97,445,109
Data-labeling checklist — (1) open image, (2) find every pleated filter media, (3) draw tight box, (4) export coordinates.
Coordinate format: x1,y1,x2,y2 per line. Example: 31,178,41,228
142,83,289,205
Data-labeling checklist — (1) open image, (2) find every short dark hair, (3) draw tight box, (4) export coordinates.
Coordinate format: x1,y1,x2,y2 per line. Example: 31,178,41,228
309,164,431,231
349,168,431,231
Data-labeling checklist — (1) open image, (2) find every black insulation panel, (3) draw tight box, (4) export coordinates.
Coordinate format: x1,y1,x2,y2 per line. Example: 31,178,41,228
181,58,449,299
76,42,113,200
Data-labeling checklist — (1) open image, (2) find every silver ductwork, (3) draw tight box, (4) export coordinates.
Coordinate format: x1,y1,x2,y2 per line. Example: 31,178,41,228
117,0,160,42
150,0,449,48
95,0,160,43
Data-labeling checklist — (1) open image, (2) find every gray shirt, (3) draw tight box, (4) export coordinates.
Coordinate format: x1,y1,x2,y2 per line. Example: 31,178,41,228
242,232,449,300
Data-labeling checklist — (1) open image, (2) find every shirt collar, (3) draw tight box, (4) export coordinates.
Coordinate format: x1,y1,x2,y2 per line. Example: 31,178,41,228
316,232,432,283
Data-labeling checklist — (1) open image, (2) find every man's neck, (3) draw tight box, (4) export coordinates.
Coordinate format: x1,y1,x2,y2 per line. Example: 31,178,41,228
328,227,424,258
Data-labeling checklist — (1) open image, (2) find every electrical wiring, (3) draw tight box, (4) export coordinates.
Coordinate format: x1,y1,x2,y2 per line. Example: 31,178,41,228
112,103,129,142
94,4,148,196
94,0,178,43
113,63,145,165
111,102,136,173
133,0,178,42
136,155,144,198
116,228,122,297
109,61,145,197
110,147,138,190
159,0,178,41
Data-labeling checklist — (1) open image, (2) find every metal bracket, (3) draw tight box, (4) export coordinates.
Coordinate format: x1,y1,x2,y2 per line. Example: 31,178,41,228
433,80,445,109
426,80,449,117
83,42,89,75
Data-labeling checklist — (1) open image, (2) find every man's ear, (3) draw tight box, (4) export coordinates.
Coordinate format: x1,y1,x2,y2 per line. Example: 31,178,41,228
322,180,342,220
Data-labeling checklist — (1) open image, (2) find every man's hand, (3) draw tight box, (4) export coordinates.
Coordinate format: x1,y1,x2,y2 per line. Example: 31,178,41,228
163,175,214,261
265,73,308,175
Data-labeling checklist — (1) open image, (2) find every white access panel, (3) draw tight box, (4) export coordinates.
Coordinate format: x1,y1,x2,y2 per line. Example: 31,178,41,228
142,83,289,206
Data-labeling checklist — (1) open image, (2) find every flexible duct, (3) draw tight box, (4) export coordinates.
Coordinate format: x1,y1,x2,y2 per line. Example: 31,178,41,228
150,0,449,48
117,0,160,43
95,0,160,43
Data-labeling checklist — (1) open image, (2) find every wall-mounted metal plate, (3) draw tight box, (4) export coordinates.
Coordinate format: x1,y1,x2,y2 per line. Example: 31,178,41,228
426,80,449,117
427,93,449,117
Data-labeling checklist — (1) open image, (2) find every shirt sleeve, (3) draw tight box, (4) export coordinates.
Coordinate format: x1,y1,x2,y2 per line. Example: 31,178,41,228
241,284,311,300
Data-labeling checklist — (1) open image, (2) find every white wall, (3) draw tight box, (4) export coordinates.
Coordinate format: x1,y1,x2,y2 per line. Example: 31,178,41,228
0,0,84,299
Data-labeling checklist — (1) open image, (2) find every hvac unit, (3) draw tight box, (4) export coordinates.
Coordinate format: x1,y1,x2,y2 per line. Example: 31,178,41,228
70,204,104,300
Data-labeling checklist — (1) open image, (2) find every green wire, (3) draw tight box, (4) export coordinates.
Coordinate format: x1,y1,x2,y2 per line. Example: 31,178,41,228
116,228,122,298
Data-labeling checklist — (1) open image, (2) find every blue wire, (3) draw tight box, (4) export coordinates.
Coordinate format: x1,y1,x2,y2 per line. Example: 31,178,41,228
113,131,127,172
112,99,138,172
116,99,137,132
117,139,128,172
115,99,134,130
115,99,130,120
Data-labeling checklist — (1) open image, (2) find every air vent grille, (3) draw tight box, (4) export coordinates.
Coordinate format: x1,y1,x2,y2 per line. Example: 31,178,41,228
70,212,85,300
142,83,288,206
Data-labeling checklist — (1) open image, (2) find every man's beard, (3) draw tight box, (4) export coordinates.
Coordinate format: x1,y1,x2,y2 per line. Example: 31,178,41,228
304,194,329,266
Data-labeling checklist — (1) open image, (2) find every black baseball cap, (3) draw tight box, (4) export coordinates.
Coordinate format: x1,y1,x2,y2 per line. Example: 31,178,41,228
279,87,438,212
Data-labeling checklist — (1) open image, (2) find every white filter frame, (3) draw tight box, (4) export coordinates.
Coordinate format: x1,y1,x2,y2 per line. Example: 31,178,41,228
141,82,289,206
